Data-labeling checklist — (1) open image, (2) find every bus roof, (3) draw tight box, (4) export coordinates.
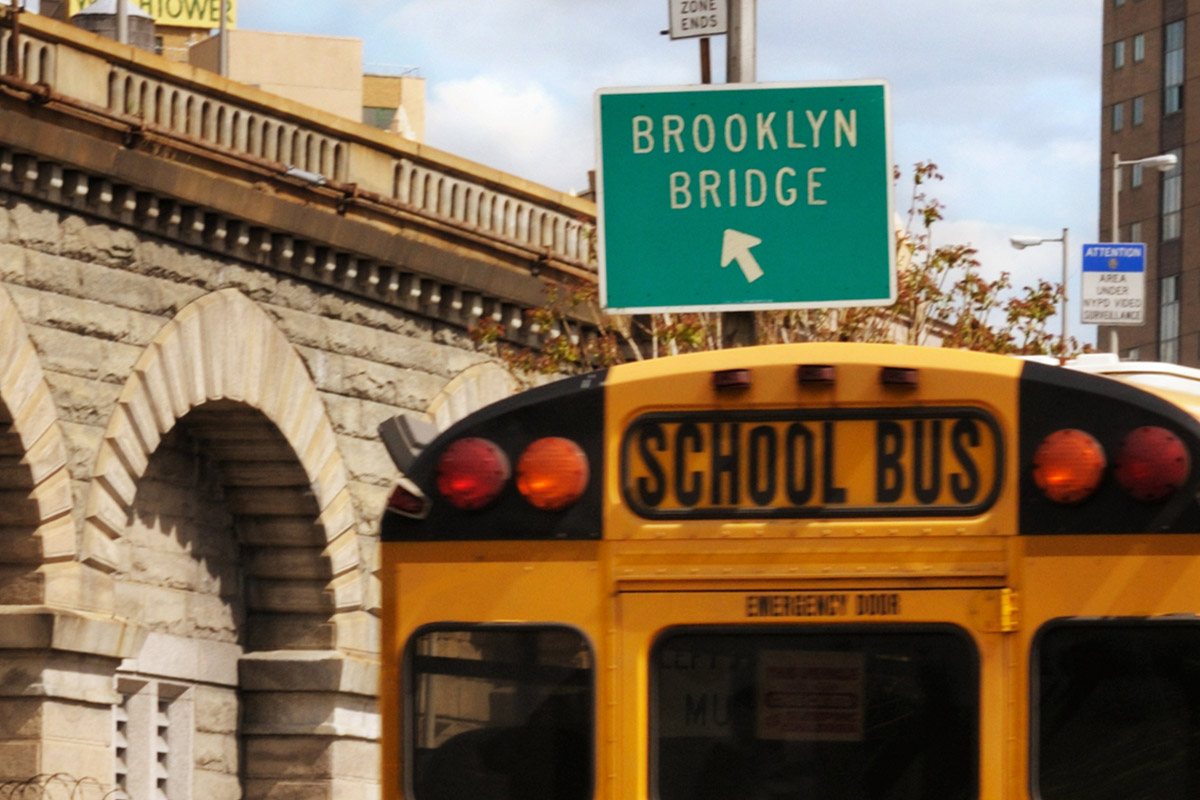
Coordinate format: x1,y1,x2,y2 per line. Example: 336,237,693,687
1060,355,1200,419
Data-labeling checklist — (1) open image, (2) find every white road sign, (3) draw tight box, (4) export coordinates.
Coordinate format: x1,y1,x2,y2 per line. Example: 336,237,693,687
1080,243,1145,326
668,0,727,39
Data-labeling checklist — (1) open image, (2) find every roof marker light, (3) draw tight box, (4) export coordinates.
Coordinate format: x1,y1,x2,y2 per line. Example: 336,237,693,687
713,369,751,389
881,367,919,387
798,364,836,384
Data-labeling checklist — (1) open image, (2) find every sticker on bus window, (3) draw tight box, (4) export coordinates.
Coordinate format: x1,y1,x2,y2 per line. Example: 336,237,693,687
657,649,741,738
757,650,865,742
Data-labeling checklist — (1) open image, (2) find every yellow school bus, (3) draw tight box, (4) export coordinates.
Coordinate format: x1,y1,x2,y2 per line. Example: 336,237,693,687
378,343,1200,800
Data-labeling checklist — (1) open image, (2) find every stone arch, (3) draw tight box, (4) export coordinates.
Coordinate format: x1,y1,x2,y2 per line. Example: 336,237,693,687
0,283,108,784
424,361,521,432
82,288,368,635
0,284,74,604
82,288,378,792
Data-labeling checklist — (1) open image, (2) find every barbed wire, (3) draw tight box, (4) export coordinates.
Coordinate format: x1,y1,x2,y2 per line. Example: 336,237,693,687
0,775,123,800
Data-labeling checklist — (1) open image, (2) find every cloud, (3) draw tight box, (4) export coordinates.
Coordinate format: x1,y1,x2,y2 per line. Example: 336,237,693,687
426,76,593,192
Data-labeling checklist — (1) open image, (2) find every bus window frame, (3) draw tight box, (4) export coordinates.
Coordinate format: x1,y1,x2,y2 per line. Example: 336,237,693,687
402,621,598,800
648,622,982,800
1030,616,1200,800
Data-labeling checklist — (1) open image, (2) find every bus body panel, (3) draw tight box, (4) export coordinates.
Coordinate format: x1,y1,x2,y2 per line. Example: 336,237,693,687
380,344,1200,800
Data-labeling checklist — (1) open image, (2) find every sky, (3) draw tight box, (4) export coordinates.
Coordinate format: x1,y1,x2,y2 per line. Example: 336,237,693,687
119,1,1110,344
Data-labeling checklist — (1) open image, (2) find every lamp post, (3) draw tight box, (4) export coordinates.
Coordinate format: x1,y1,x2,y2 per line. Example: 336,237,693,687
1108,152,1178,355
1111,152,1177,242
1011,229,1069,351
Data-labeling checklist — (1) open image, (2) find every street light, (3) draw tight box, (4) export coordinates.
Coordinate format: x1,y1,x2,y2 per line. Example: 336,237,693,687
1107,152,1177,356
1010,228,1069,349
1111,152,1178,242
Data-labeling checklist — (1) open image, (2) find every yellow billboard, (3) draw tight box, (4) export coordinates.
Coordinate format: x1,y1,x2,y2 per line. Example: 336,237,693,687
69,0,237,29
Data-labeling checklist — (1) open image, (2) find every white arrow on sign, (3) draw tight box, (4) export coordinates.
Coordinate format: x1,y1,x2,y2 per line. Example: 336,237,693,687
721,229,764,283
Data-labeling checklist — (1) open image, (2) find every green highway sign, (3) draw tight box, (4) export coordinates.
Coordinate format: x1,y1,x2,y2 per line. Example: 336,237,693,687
595,81,896,313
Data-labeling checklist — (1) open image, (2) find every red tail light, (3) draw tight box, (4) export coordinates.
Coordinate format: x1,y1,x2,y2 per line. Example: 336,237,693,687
436,438,510,510
516,437,589,511
1114,426,1190,502
387,483,428,516
1033,429,1106,504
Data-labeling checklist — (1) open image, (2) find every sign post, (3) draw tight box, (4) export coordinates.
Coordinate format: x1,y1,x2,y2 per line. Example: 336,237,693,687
595,81,895,313
1080,243,1145,326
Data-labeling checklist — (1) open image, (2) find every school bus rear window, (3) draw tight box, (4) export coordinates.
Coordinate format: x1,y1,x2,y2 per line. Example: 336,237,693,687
1036,621,1200,800
653,627,978,800
408,627,593,800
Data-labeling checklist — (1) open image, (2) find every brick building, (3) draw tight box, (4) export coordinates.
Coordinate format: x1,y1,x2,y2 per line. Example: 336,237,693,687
1102,0,1199,363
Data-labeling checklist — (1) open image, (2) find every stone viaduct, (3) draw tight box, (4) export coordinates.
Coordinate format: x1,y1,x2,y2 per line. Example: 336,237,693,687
0,9,596,798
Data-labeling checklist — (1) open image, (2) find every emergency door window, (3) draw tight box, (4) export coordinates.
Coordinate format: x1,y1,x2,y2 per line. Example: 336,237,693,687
1036,621,1200,800
653,626,978,800
408,626,593,800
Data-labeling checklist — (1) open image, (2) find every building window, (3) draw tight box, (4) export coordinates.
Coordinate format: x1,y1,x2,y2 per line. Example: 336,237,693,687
1134,32,1146,62
1162,149,1182,241
1130,220,1143,243
1114,39,1127,69
1161,274,1180,363
1165,21,1184,114
1132,162,1144,188
1112,103,1125,131
1127,347,1140,360
1132,94,1145,125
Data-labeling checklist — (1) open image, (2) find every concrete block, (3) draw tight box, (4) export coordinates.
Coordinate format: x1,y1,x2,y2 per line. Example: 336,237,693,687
0,741,39,782
44,370,122,428
60,213,139,269
243,735,335,779
193,684,240,733
40,697,114,745
243,779,330,800
194,729,239,773
247,579,331,615
246,613,335,651
335,437,396,487
195,770,245,799
239,652,378,696
25,322,142,384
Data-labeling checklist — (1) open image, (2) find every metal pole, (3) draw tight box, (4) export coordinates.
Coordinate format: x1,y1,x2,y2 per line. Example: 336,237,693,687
1110,153,1121,356
1111,151,1121,243
726,0,755,83
700,37,711,84
219,0,228,77
117,0,128,45
8,0,20,78
1061,228,1069,348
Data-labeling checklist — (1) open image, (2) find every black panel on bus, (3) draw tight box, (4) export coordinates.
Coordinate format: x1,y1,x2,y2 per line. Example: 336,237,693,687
381,370,606,542
1018,361,1200,535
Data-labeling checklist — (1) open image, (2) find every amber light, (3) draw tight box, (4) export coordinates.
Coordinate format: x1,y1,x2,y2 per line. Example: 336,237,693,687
1114,426,1191,502
435,438,510,510
516,437,589,511
1032,429,1107,504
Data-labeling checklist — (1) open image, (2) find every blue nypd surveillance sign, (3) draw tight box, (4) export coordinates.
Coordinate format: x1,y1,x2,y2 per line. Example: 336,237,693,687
1080,242,1145,326
595,80,896,313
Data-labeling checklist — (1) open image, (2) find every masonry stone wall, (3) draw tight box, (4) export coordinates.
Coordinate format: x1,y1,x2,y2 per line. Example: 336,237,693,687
0,188,521,797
